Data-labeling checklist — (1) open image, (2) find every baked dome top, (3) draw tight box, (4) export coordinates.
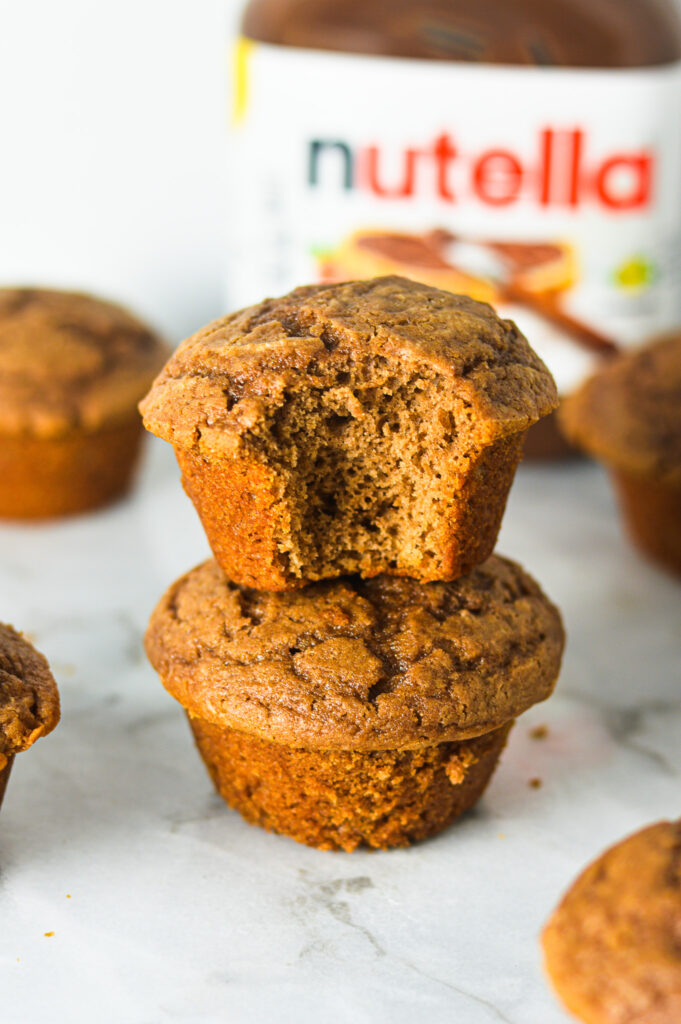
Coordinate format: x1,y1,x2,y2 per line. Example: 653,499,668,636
140,276,557,457
145,555,564,750
0,622,60,770
0,288,168,437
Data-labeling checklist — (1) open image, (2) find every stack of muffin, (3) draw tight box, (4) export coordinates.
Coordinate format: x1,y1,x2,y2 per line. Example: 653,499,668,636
141,276,565,851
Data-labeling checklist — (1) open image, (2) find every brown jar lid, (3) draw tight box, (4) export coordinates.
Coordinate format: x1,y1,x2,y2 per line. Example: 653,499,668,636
242,0,681,68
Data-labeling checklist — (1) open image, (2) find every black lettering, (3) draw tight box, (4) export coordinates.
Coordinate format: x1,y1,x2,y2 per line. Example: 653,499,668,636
308,140,354,189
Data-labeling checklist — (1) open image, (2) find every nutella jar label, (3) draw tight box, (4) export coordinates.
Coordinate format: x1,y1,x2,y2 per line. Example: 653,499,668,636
227,40,681,392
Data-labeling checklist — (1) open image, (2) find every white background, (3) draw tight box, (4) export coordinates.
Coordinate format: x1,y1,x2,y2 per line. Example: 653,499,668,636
0,0,241,342
0,0,680,343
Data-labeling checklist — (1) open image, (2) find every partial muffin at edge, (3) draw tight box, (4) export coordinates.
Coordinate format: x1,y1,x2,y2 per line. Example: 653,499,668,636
560,333,681,575
140,276,557,589
0,622,60,807
543,819,681,1024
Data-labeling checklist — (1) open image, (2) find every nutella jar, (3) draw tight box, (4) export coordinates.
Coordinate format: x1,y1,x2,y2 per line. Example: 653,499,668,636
229,0,681,455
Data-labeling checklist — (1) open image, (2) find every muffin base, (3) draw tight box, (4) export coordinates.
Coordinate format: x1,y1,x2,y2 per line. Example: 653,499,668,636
189,717,512,851
176,432,525,590
0,419,145,519
612,469,681,576
0,756,14,810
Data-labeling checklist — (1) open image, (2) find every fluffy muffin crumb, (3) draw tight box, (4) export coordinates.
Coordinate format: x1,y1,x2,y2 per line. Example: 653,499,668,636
141,276,557,587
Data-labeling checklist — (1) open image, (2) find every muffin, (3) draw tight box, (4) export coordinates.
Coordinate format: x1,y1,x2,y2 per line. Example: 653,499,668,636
560,334,681,575
0,287,168,519
543,820,681,1024
145,555,564,851
140,276,557,590
0,622,60,809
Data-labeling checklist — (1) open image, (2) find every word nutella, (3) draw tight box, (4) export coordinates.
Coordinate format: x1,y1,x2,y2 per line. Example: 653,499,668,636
228,0,681,454
308,131,654,210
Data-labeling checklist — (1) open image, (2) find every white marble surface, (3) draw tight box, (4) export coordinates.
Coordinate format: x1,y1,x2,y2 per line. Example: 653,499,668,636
1,441,680,1024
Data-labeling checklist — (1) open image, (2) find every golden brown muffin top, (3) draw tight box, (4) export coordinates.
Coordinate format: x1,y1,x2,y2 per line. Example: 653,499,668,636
145,555,564,751
560,334,681,484
543,820,681,1024
0,288,168,438
140,276,558,457
0,622,60,771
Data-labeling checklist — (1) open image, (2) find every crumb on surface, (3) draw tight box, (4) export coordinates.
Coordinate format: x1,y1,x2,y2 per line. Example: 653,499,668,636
530,724,549,740
529,777,543,789
43,932,54,937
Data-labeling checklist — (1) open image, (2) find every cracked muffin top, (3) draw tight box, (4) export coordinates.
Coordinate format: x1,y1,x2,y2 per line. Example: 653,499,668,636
0,622,60,771
139,275,558,458
560,333,681,484
145,555,564,750
543,820,681,1024
0,288,168,438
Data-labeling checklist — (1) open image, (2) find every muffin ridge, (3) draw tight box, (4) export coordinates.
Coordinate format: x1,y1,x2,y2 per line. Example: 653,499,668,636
145,554,564,750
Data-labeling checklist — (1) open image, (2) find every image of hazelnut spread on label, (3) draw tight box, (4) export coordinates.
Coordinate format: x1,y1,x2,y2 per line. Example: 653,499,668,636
228,0,681,419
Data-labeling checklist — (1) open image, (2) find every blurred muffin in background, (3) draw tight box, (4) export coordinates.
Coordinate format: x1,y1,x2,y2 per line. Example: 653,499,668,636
0,288,168,519
560,333,681,577
0,622,60,810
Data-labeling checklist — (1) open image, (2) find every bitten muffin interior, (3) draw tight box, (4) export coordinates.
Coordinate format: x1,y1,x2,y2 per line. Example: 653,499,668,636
246,350,479,580
141,277,557,586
